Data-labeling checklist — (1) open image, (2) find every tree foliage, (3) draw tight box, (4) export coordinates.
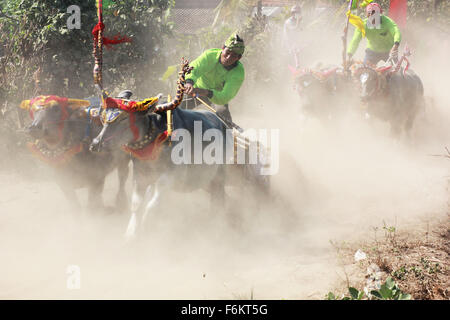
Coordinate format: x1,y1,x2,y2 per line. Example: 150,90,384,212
0,0,174,105
0,0,448,107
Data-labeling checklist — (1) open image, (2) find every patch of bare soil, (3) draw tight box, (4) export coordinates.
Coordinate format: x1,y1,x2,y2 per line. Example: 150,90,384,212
330,214,449,300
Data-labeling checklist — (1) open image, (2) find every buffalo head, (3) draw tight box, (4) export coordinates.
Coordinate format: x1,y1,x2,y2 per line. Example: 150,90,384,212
351,64,392,102
20,96,90,145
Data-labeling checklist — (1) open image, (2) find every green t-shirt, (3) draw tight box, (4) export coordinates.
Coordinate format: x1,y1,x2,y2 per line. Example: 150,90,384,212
348,15,402,55
185,48,245,106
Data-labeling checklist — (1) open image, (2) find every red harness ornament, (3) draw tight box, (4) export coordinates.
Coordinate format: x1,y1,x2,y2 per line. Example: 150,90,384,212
122,131,169,161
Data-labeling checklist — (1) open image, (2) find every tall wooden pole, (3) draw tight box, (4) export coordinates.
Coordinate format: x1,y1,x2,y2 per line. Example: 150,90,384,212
93,0,104,96
342,0,355,71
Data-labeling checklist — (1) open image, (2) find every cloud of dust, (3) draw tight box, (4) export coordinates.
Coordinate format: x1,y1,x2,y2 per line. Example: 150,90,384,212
0,17,449,300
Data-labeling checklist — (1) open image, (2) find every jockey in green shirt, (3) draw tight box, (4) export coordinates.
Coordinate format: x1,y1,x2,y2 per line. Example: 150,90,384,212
183,34,245,122
347,2,402,66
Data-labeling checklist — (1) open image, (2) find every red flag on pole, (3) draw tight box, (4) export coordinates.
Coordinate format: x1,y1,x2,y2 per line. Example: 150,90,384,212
389,0,407,29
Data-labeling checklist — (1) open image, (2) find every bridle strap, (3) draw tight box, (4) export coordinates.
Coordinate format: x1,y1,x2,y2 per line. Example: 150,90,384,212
84,106,93,140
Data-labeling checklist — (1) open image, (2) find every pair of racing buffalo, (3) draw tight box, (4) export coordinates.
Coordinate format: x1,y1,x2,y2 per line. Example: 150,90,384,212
293,53,425,138
19,60,272,240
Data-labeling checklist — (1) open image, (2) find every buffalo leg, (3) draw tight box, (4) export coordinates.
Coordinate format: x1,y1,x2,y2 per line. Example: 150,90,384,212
87,178,105,213
125,160,161,240
115,159,130,212
58,183,82,213
125,173,173,239
389,98,403,138
141,173,175,229
125,172,148,240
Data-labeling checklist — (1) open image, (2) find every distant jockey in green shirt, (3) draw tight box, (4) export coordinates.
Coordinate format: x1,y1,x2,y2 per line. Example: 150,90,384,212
183,34,245,122
347,2,402,66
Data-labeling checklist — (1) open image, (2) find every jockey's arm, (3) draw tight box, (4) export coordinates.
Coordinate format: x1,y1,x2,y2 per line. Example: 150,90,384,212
347,27,363,57
210,69,245,106
185,49,216,87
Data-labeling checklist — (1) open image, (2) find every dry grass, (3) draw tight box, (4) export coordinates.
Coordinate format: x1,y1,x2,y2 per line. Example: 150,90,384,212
331,215,449,300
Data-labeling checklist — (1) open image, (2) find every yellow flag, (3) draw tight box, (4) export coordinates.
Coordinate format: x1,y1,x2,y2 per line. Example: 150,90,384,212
161,65,177,81
347,10,366,37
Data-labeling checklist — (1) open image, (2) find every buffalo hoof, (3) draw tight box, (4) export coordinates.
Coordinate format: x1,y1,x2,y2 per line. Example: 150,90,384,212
115,198,128,214
124,213,138,241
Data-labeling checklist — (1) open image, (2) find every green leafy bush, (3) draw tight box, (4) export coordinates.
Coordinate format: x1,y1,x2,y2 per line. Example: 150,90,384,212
0,0,174,104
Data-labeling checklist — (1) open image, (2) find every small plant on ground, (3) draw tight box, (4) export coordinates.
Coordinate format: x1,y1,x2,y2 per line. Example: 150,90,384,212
326,277,412,300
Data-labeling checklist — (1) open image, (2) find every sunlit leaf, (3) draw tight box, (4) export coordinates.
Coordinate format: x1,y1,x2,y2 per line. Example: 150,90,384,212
349,287,359,299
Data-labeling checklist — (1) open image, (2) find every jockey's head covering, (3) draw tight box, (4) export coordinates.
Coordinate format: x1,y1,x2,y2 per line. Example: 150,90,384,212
225,33,245,55
366,2,383,16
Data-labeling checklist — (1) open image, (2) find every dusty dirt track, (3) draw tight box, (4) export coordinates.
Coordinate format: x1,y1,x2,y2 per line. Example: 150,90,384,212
1,101,448,299
1,22,449,300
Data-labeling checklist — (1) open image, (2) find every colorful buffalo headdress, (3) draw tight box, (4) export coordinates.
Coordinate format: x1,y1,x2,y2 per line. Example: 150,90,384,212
20,95,91,115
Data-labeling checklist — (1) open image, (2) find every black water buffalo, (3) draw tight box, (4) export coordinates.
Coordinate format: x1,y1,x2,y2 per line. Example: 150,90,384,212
90,62,271,239
19,95,129,212
351,62,425,137
294,65,355,121
90,99,271,239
